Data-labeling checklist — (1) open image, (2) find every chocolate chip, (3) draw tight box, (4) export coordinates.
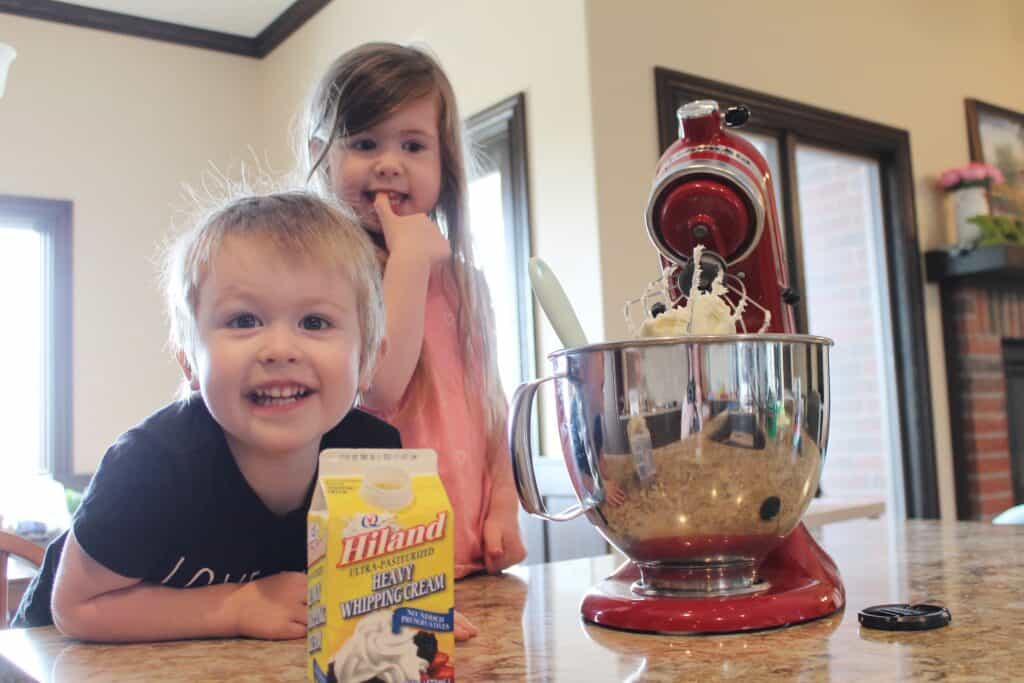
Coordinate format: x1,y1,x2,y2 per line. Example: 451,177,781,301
760,496,781,521
650,302,667,317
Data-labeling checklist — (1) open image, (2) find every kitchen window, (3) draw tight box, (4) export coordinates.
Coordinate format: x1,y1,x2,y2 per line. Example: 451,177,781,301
466,97,610,563
468,95,591,563
465,93,535,403
0,195,73,487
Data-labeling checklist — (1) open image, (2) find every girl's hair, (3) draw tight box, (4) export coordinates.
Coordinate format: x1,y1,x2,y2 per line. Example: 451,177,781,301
163,191,384,391
301,42,505,436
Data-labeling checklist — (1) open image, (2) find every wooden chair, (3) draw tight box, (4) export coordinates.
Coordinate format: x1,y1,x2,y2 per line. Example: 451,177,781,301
1,531,45,628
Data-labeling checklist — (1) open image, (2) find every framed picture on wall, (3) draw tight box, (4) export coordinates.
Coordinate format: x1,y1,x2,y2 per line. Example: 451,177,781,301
965,98,1024,217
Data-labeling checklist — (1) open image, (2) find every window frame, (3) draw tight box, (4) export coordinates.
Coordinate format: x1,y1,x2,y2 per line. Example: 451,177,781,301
0,195,78,490
654,68,938,519
467,95,587,562
465,92,537,399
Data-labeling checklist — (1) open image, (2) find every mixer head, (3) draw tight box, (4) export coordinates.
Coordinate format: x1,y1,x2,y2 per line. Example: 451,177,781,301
647,101,763,266
633,99,797,335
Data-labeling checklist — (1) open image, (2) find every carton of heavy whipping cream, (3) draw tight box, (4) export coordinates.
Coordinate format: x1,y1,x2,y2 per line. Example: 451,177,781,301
307,449,455,683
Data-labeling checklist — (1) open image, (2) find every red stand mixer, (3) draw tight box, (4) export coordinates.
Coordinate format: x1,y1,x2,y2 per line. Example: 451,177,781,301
510,100,844,633
641,100,796,336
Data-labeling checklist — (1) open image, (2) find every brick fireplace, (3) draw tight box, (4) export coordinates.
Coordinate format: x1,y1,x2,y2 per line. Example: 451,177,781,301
928,246,1024,520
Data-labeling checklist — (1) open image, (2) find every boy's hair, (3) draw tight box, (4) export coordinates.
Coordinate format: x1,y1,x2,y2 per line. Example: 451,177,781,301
163,191,384,388
301,42,506,436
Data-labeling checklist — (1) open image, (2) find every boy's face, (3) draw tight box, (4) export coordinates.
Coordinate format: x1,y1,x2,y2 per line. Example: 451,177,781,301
184,235,369,463
325,94,443,234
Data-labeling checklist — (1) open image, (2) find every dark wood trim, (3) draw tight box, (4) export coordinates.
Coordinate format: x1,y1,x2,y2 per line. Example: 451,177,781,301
0,0,331,58
937,280,972,519
654,67,939,518
49,199,76,491
255,0,332,58
0,0,257,56
1005,340,1024,506
0,195,76,490
926,245,1024,285
885,134,940,519
965,98,1024,162
779,130,810,333
965,99,983,161
964,98,1024,218
655,68,911,158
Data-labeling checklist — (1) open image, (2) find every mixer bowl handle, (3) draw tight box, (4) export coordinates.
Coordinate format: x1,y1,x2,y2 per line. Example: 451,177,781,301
508,374,592,522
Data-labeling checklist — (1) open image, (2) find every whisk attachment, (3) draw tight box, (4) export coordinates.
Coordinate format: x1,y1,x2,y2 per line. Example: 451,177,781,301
624,245,771,337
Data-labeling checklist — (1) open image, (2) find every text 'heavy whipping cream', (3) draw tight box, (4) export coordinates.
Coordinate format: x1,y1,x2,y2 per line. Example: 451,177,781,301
308,449,455,683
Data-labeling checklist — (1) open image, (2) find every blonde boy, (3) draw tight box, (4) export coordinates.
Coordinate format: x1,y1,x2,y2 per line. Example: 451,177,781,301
15,192,399,641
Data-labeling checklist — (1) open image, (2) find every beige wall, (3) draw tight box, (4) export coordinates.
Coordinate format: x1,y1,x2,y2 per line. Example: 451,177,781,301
0,15,262,474
584,0,1024,519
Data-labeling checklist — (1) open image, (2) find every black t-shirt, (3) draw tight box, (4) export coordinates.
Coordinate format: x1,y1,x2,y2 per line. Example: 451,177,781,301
14,396,400,627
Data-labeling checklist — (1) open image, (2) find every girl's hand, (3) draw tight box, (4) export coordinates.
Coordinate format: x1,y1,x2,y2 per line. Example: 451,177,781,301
454,609,478,641
373,193,450,265
227,571,307,640
482,513,528,575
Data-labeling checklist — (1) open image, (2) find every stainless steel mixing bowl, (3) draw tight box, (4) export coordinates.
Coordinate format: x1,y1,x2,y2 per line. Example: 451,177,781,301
509,334,832,595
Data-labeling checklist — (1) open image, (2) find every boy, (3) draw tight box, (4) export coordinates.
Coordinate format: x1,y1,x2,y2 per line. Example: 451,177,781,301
15,191,399,641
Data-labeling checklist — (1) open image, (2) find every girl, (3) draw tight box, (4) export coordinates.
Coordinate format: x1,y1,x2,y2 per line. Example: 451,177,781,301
302,43,526,581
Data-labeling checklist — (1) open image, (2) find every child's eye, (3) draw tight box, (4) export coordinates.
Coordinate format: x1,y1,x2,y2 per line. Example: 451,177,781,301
403,140,426,153
346,137,376,152
227,313,261,329
300,315,332,331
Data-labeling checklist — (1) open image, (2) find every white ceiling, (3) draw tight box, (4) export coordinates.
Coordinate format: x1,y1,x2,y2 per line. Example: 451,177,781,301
65,1,296,38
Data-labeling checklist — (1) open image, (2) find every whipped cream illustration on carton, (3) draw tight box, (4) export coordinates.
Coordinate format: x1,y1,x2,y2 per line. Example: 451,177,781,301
308,449,455,683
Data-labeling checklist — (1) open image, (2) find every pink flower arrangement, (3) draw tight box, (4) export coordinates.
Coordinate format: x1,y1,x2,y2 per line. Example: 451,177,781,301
937,162,1006,191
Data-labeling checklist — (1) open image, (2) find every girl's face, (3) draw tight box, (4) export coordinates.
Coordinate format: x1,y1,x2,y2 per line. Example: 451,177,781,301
184,235,369,465
326,94,443,233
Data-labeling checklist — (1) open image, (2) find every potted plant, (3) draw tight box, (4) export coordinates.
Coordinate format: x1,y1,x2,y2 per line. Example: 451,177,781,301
937,162,1005,248
967,214,1024,247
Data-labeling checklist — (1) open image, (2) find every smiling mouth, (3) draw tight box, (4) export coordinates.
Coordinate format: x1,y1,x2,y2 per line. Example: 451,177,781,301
247,385,314,406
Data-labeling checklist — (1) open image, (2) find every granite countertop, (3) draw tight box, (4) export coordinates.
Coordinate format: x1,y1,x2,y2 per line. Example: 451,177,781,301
2,518,1023,682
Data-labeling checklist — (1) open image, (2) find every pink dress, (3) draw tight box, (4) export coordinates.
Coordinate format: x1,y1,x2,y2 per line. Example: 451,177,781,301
367,266,494,578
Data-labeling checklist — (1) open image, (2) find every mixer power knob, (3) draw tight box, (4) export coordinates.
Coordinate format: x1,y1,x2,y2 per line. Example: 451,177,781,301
724,105,751,128
781,288,801,305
